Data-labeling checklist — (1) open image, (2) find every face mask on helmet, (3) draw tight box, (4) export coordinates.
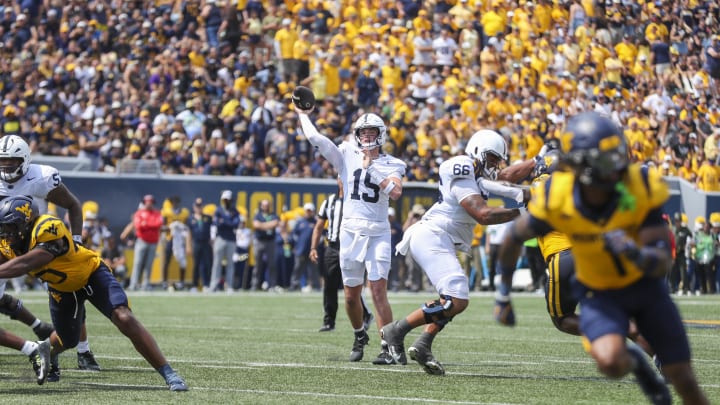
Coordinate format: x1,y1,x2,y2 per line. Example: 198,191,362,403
566,146,629,190
479,150,504,180
0,135,31,182
354,114,387,150
0,222,24,247
0,197,36,251
0,158,25,182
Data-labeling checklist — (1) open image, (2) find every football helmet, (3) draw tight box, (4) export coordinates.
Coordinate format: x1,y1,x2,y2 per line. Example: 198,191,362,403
560,112,629,189
353,113,387,150
465,129,508,181
0,195,37,251
0,135,31,182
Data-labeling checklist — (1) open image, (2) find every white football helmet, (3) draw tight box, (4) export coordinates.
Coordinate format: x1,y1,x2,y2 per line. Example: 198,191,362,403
465,129,508,180
0,135,31,182
353,113,387,150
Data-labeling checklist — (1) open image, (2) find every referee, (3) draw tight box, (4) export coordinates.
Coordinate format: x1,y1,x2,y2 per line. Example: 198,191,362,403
310,179,373,332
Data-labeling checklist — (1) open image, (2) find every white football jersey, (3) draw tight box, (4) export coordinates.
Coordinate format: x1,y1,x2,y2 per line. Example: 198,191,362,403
421,155,488,251
337,142,406,229
0,164,60,213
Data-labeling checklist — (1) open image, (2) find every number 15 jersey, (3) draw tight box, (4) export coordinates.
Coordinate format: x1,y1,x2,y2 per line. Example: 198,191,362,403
338,142,406,227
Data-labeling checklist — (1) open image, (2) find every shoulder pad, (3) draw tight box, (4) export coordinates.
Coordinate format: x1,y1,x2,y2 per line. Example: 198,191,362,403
441,156,476,181
34,217,66,244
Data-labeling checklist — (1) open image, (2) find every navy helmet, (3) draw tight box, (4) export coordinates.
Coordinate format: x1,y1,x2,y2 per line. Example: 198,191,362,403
560,112,629,187
0,195,37,250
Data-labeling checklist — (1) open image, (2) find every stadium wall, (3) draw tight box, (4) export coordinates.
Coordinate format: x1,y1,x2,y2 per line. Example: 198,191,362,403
59,174,715,237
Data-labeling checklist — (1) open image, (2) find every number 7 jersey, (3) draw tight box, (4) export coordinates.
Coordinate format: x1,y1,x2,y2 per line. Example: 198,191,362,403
338,142,406,226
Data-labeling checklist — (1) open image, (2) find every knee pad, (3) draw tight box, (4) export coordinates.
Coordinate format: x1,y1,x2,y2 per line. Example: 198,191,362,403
0,293,22,319
421,295,454,327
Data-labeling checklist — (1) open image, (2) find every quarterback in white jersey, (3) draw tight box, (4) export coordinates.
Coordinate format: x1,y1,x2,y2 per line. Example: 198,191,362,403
297,107,406,365
0,135,100,375
382,130,522,375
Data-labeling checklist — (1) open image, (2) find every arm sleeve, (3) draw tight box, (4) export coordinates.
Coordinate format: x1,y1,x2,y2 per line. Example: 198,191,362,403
299,113,343,169
479,179,525,204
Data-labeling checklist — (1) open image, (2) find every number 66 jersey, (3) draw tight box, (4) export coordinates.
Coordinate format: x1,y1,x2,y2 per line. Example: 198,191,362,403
420,154,490,253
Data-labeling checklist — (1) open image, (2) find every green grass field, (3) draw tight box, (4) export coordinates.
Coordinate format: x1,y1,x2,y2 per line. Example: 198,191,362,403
0,291,718,404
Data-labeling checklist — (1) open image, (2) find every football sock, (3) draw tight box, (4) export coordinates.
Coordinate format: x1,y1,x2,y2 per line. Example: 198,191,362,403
497,281,511,297
395,319,413,336
354,327,365,334
415,332,436,349
76,340,90,353
157,364,174,379
21,341,39,356
30,319,42,329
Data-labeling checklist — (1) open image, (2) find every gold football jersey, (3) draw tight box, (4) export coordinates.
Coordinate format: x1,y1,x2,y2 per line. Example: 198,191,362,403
0,215,101,292
528,165,669,290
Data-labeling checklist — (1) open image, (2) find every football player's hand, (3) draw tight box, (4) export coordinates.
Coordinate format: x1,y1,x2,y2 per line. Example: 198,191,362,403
603,229,640,259
292,86,316,112
494,296,516,326
530,157,547,179
362,153,374,169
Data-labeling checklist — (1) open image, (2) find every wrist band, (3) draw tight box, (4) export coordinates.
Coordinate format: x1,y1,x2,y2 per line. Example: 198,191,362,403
382,181,396,195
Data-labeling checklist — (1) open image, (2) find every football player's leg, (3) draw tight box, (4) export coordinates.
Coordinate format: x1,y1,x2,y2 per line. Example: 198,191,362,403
0,291,55,339
342,265,366,330
577,287,632,377
365,234,392,330
90,264,187,389
546,250,580,336
47,288,83,354
633,279,708,404
340,229,370,330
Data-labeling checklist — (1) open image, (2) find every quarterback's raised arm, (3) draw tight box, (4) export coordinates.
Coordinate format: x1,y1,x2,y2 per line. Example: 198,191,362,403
298,113,343,169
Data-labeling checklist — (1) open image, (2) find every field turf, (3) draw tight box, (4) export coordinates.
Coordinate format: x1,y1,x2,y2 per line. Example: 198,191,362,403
0,291,718,404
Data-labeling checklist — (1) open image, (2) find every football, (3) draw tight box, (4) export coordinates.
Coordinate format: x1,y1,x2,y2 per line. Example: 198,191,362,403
292,86,316,111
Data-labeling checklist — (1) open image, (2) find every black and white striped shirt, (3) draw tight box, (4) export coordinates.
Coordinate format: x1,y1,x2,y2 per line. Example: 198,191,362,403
318,193,343,247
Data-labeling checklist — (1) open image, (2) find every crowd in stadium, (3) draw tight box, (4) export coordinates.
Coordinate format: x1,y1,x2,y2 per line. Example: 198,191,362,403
0,0,718,189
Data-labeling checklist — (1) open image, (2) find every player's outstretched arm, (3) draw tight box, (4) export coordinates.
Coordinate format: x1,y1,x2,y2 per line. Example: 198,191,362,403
498,143,555,183
460,194,521,225
0,248,54,279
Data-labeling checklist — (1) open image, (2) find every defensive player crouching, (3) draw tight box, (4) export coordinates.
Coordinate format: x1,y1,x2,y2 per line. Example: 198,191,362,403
0,196,188,391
